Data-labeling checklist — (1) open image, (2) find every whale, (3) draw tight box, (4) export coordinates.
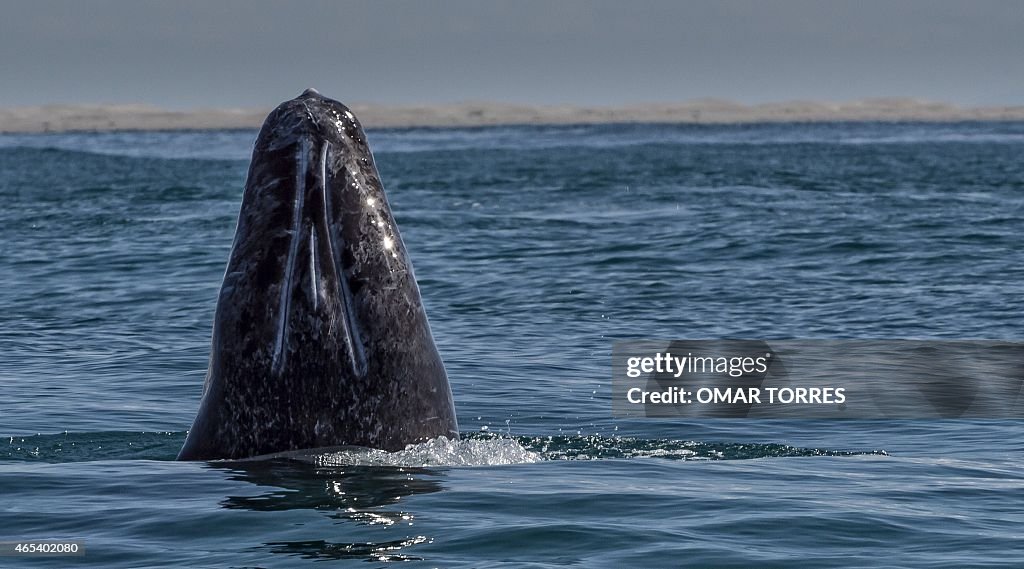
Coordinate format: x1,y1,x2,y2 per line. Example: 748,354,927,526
177,89,458,460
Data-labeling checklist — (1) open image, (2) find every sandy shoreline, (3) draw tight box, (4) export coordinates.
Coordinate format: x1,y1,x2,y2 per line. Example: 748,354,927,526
2,98,1023,133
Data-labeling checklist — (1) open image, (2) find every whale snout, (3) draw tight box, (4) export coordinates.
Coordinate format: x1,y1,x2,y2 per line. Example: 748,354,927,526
178,90,458,460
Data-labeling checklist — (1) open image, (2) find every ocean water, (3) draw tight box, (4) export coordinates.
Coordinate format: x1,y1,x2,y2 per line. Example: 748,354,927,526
2,121,1023,567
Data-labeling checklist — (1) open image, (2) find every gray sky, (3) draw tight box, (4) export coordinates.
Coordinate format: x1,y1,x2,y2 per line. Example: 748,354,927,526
1,0,1021,109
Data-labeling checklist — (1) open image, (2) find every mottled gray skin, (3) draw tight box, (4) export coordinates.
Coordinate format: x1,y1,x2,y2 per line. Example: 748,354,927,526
178,89,458,461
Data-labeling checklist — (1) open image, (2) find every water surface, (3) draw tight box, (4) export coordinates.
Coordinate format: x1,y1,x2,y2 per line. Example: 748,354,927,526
2,121,1023,567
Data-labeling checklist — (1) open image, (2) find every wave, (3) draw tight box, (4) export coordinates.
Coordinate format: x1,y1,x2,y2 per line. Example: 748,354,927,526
3,122,1023,162
2,431,883,465
368,121,1024,154
0,130,256,161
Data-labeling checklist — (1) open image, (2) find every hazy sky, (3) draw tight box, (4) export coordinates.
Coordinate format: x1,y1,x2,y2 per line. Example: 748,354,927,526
1,0,1021,109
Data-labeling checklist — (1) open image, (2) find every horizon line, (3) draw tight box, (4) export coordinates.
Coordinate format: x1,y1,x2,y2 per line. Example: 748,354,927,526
2,97,1024,133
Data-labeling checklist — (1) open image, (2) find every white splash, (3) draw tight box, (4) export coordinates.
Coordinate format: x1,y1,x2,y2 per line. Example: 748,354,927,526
312,436,541,467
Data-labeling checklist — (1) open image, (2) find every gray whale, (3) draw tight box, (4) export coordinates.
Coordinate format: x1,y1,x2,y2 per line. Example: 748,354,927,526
178,89,458,460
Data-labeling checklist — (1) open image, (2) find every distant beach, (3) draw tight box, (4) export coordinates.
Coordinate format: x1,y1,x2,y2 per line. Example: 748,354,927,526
2,98,1023,132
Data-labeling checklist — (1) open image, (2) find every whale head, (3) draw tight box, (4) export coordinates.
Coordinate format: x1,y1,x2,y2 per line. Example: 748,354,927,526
178,90,457,460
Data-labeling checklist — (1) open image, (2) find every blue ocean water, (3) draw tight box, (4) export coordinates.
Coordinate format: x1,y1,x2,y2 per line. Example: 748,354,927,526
2,121,1023,567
